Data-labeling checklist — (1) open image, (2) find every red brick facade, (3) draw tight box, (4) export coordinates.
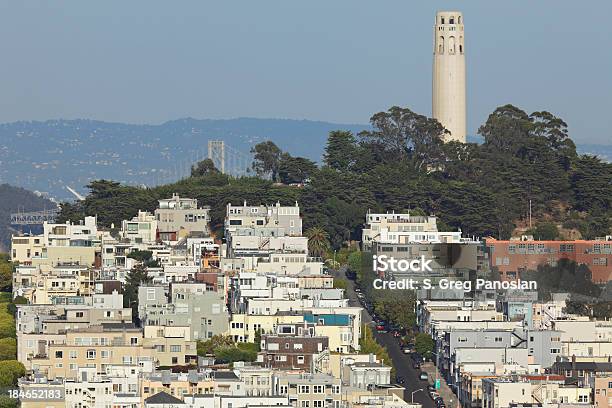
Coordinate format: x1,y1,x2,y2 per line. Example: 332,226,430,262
485,238,612,283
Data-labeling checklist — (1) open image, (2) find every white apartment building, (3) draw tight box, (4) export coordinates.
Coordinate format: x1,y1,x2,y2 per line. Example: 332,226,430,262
225,201,302,236
362,211,462,250
12,216,99,267
121,210,158,244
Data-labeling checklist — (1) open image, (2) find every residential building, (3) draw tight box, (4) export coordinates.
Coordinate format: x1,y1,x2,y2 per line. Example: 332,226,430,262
362,211,463,250
121,210,158,244
138,283,229,340
155,194,211,242
259,329,329,371
225,201,302,237
11,216,99,267
485,237,612,283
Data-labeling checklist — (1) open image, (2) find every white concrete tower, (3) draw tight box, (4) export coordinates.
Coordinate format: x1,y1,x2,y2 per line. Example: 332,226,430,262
432,11,466,143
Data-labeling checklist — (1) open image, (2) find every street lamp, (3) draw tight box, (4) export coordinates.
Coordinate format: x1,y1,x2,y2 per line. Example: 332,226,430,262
411,389,423,403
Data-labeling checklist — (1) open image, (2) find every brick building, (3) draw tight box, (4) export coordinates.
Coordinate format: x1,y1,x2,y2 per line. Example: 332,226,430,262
485,237,612,283
259,328,328,371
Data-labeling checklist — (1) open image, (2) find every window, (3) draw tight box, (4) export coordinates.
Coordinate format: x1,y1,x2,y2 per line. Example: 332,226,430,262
299,385,310,394
313,385,324,394
76,312,84,318
147,288,156,301
297,355,305,364
86,349,96,359
69,351,77,359
314,402,323,408
170,345,182,352
130,337,138,345
301,402,310,408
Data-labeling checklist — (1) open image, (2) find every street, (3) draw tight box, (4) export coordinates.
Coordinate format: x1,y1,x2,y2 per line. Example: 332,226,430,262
338,269,437,408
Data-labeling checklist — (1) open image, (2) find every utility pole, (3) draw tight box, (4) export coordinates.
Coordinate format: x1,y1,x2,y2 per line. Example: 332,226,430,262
529,199,532,229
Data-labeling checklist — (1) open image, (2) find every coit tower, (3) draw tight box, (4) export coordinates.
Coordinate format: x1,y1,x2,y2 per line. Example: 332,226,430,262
432,11,466,143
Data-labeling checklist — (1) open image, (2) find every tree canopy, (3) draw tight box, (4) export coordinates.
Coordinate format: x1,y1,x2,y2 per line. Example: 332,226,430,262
58,104,611,249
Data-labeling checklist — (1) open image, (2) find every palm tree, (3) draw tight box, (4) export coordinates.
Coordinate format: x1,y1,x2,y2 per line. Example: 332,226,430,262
306,226,331,258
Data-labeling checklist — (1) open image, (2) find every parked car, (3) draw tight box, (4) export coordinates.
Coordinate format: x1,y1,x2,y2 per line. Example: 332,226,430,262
429,391,440,400
419,372,429,381
395,375,405,384
402,347,411,354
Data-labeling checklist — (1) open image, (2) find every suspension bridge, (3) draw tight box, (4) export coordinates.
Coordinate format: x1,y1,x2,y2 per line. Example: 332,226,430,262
9,140,254,226
207,140,252,177
10,208,60,226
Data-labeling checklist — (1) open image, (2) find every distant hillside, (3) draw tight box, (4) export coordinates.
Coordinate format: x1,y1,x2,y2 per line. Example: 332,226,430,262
0,184,56,252
0,118,608,201
0,118,368,200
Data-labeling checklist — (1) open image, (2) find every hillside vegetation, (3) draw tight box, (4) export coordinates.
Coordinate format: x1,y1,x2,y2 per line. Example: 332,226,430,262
59,104,612,247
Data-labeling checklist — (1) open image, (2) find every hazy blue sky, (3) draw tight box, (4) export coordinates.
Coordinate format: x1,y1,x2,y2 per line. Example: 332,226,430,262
1,1,610,143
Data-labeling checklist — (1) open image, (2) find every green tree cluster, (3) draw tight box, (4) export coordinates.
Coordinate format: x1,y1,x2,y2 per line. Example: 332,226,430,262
522,259,601,300
350,250,417,330
414,333,434,359
0,360,25,387
360,325,395,377
127,250,160,267
251,141,317,184
191,159,219,177
0,254,15,293
0,285,26,389
196,335,257,364
58,104,611,250
123,264,152,321
525,222,560,240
